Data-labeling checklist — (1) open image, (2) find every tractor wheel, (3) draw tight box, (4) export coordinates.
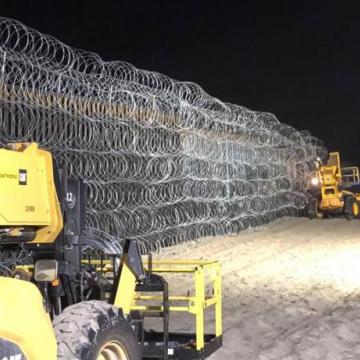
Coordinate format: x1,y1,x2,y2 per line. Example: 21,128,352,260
307,197,323,219
53,301,140,360
344,197,359,220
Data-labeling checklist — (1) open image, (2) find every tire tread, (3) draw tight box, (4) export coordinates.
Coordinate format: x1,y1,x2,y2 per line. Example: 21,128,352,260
53,300,137,360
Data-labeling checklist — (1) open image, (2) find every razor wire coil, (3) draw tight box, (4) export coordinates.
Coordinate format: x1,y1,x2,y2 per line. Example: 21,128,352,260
0,17,326,266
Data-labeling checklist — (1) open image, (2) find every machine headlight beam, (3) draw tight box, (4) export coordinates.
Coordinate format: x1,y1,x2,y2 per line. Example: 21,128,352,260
310,177,320,186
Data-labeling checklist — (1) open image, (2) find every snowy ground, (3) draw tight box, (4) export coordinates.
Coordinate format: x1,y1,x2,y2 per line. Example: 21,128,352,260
155,217,360,360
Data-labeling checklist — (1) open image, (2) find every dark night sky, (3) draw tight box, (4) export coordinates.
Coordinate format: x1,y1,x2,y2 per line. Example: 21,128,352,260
1,1,360,164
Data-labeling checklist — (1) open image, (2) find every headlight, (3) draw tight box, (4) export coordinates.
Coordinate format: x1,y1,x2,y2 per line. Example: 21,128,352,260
310,177,320,186
34,259,58,282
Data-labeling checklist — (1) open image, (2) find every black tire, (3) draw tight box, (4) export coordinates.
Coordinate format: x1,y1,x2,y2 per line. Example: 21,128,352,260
344,197,358,220
307,197,323,219
53,301,140,360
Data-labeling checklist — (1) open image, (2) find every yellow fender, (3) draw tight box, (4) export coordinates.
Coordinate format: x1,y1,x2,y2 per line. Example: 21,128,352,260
0,277,57,360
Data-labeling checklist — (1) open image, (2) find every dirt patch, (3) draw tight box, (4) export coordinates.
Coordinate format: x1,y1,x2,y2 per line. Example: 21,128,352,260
154,217,360,359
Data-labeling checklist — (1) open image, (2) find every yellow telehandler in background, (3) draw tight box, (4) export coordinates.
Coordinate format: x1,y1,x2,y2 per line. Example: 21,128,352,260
307,151,360,220
0,143,222,360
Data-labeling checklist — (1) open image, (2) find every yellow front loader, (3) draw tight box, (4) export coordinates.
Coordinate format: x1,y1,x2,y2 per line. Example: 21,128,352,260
307,151,360,220
0,143,222,360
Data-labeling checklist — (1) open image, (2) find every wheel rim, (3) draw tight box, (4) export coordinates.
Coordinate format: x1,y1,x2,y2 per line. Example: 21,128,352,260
314,199,323,218
315,200,320,215
97,340,129,360
353,202,359,217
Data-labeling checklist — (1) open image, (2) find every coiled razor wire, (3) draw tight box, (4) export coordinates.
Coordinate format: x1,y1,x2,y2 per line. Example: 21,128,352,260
0,17,326,268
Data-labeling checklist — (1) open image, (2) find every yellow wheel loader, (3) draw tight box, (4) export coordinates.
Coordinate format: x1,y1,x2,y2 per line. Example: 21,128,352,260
307,151,360,220
0,143,222,360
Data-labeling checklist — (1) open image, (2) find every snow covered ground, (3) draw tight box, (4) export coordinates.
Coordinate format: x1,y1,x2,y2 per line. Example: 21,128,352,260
156,217,360,360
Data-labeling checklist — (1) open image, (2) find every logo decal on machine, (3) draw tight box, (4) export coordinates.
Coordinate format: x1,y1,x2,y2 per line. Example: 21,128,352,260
18,169,27,185
0,173,17,180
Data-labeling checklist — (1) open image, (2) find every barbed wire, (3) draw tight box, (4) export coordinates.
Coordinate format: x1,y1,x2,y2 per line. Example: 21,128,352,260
0,17,326,262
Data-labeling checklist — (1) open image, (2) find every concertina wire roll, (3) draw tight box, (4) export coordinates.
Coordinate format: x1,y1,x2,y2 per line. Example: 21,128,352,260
0,17,326,271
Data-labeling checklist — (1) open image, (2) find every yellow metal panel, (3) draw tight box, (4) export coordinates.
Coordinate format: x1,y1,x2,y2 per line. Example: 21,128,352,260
0,277,57,360
135,295,195,302
204,297,217,307
0,143,63,243
113,256,137,315
131,305,190,312
33,146,63,243
145,259,217,265
214,263,222,337
194,267,205,350
0,144,51,225
145,268,196,273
